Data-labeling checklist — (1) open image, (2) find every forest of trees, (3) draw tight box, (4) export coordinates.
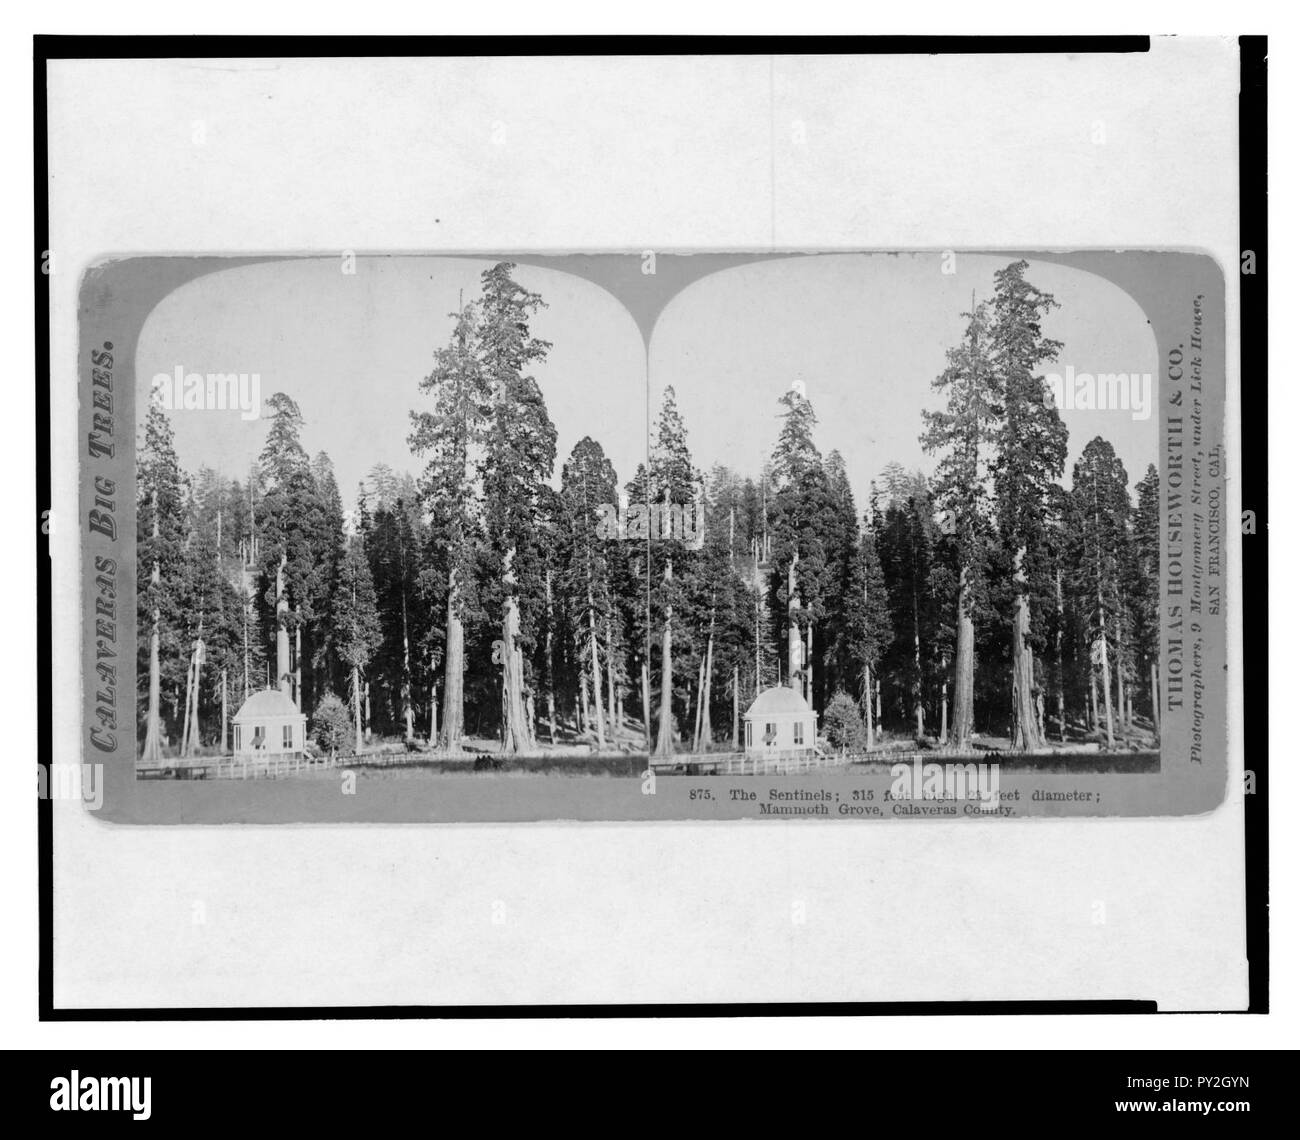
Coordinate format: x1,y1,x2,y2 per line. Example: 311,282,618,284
136,260,1161,760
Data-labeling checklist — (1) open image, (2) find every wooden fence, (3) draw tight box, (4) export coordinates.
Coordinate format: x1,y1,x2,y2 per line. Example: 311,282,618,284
137,751,344,780
654,749,856,776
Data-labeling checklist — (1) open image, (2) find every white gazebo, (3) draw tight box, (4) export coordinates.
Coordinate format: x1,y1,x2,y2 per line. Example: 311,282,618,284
743,686,818,755
232,688,307,757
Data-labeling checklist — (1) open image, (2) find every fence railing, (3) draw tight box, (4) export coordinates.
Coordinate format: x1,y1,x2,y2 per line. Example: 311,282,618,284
137,751,344,780
654,749,854,775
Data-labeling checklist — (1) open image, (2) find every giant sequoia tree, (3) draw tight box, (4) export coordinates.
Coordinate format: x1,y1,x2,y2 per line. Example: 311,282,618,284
769,388,836,707
1071,438,1133,748
256,393,332,707
137,398,189,762
557,437,619,750
921,300,998,749
645,386,701,759
989,261,1067,751
410,300,487,751
334,533,382,750
876,468,941,739
366,491,425,740
477,263,557,753
840,519,892,746
177,469,245,754
1131,464,1161,730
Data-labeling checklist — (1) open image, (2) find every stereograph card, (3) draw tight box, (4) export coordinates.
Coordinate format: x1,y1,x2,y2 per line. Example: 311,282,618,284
44,44,1250,1010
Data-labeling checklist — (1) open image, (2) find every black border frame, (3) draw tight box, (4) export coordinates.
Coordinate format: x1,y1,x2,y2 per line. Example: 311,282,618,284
34,33,1265,1020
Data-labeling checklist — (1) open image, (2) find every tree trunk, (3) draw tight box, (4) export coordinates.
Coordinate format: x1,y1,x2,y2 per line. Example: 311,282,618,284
732,665,740,749
276,554,291,695
939,656,949,746
1010,547,1043,752
586,584,606,750
605,615,617,736
242,589,250,702
641,660,652,748
692,656,705,750
1054,568,1066,743
1098,633,1115,749
952,564,975,748
401,591,414,741
652,558,675,759
1089,672,1099,734
1096,583,1115,750
294,621,302,709
352,664,362,755
500,549,533,754
806,622,815,710
699,629,714,752
439,568,464,751
1114,615,1127,740
180,653,195,758
787,554,800,692
142,507,164,766
190,635,203,754
912,580,924,740
863,663,874,750
429,682,438,747
544,569,557,745
221,668,228,754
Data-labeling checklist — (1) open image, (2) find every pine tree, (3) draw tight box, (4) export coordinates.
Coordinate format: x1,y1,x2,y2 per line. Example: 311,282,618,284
989,261,1067,751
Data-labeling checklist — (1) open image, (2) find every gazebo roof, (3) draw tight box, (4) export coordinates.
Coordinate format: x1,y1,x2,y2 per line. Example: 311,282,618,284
745,686,813,718
233,688,303,722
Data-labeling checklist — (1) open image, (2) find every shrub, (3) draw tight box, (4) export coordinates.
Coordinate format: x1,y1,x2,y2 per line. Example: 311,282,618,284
823,690,869,752
312,691,353,755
